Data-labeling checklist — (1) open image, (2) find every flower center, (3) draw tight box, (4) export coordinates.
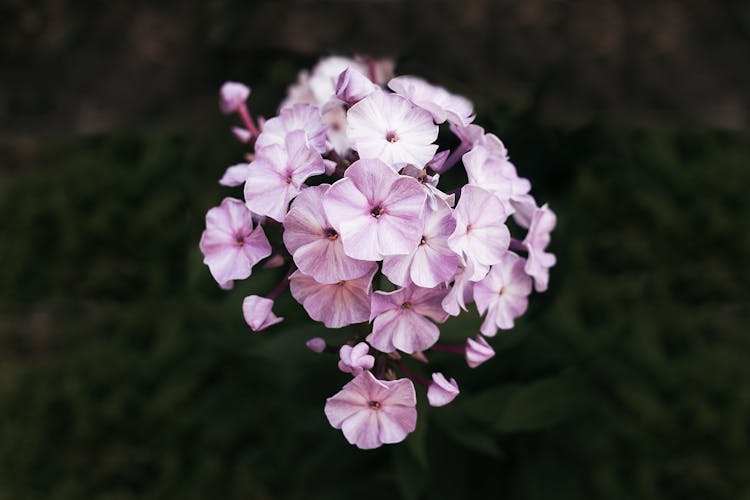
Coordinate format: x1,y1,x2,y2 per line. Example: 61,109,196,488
234,235,245,246
370,205,385,218
498,286,505,296
385,131,399,143
336,280,346,287
368,400,381,409
401,301,412,309
285,176,292,185
419,236,427,246
324,227,339,240
466,223,473,233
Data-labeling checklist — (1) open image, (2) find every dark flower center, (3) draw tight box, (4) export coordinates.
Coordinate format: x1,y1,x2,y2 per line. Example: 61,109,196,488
401,301,412,309
419,236,427,246
324,227,339,240
336,280,346,287
370,205,385,218
385,131,399,143
234,235,245,246
368,400,381,409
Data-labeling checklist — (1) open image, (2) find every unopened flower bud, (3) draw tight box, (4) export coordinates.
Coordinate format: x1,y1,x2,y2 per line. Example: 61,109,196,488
427,372,460,407
305,337,326,353
231,126,253,143
338,342,375,376
335,68,377,105
242,295,283,331
219,82,251,114
465,335,495,368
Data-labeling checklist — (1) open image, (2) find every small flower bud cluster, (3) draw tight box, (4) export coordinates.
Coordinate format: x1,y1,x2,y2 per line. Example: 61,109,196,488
201,55,557,450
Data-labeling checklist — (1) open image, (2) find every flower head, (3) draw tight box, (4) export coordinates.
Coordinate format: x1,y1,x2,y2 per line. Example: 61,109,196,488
382,199,459,288
367,284,448,354
324,158,427,261
523,203,557,292
284,184,376,284
335,67,377,105
463,145,531,214
324,371,417,449
256,103,329,155
474,252,532,336
289,267,376,328
388,76,474,126
244,130,325,222
448,185,511,280
347,91,438,169
199,197,271,285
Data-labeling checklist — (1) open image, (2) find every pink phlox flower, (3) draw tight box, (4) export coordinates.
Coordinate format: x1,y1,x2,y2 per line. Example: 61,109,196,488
321,105,351,156
474,252,532,336
465,335,495,368
510,194,538,228
441,261,476,316
388,75,475,127
382,199,459,288
338,342,375,376
199,197,271,285
255,103,329,154
323,158,427,261
308,56,368,106
284,184,377,284
448,185,510,281
244,130,326,222
219,81,250,114
354,55,395,85
242,295,284,331
280,70,316,109
231,126,252,143
347,90,438,170
306,337,327,353
324,371,417,449
523,203,557,292
335,67,377,106
463,145,531,214
219,163,251,187
289,267,376,328
367,284,448,354
401,165,455,209
450,122,508,159
427,372,460,407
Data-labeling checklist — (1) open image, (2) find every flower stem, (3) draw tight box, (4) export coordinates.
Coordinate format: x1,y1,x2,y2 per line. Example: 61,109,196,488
509,237,526,253
265,265,296,301
237,102,260,138
430,343,465,355
395,361,430,388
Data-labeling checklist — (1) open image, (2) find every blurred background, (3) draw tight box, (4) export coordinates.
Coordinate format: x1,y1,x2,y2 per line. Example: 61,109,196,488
1,0,749,499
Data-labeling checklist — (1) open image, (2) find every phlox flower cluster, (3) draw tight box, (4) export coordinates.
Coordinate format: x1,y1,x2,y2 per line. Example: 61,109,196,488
200,55,557,450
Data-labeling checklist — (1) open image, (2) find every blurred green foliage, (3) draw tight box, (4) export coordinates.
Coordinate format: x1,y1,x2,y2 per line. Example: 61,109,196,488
1,112,749,499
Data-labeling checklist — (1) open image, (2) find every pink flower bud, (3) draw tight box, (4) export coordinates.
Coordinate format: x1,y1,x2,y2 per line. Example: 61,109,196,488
465,335,495,368
219,81,251,114
242,295,283,331
427,372,460,407
305,337,326,353
231,126,253,143
338,342,375,376
335,68,377,105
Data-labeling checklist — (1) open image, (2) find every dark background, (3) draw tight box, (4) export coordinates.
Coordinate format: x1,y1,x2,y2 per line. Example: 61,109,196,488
1,1,749,499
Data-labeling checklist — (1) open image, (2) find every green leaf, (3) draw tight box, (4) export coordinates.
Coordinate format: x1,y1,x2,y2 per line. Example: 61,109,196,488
494,370,588,432
433,410,502,458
